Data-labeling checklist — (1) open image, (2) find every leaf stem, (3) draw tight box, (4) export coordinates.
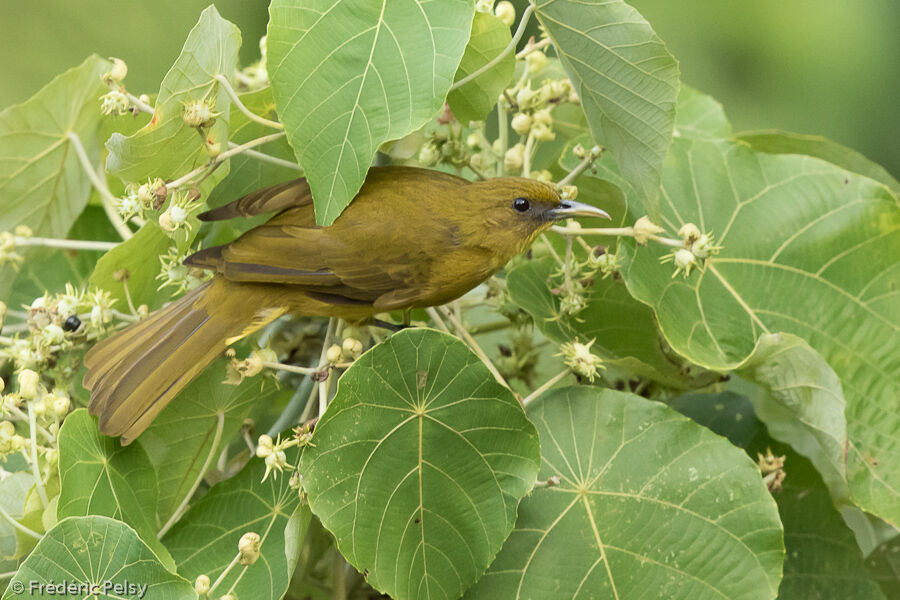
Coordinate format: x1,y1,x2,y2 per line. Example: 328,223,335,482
168,131,287,191
229,143,302,171
214,74,284,130
557,152,597,187
497,102,508,176
0,504,42,540
65,132,133,241
332,549,347,600
516,37,552,59
207,552,241,598
449,5,535,92
522,369,570,407
27,405,48,508
318,318,339,418
11,236,118,252
267,374,316,437
550,224,683,247
157,410,225,538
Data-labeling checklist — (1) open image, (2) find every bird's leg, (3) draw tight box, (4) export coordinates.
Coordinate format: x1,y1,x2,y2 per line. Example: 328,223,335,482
402,308,411,326
370,318,411,332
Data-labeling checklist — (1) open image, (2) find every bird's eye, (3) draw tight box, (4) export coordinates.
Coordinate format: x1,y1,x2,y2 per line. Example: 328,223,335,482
513,197,530,212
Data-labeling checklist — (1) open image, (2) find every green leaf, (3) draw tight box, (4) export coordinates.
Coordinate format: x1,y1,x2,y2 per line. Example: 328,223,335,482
163,449,306,600
866,535,900,598
732,334,848,500
56,409,171,567
267,0,475,225
668,390,760,448
301,328,540,600
675,85,732,140
105,5,241,183
3,516,194,600
0,473,35,561
0,55,111,301
466,387,783,599
447,12,515,125
534,0,680,216
137,359,283,526
620,137,900,525
739,130,900,198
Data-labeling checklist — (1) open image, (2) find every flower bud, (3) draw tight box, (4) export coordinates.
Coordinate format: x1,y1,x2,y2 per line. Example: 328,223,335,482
14,225,31,238
572,143,587,159
104,57,128,82
525,50,548,74
558,339,605,382
417,142,439,167
182,99,217,128
100,91,130,116
17,370,40,399
326,344,343,364
531,122,555,142
678,223,702,246
256,434,274,458
504,143,525,172
494,1,516,26
547,80,569,99
0,300,6,329
238,531,261,566
692,233,721,258
52,394,71,417
0,421,15,439
673,248,698,277
465,133,481,149
341,337,364,360
559,185,578,201
194,575,210,596
633,216,665,244
511,113,532,136
531,170,553,183
41,324,65,346
515,85,537,109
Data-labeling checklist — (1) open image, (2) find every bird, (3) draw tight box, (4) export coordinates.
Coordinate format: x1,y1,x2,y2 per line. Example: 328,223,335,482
83,166,609,444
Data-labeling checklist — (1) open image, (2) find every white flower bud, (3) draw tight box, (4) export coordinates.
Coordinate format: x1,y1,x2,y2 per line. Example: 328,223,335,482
17,370,40,399
678,223,702,246
525,50,548,74
194,575,210,596
100,91,130,116
238,531,261,566
559,185,578,201
342,337,363,360
511,113,532,136
182,99,217,128
494,1,516,26
326,344,344,364
516,85,537,109
558,339,605,382
417,142,439,167
52,394,71,417
673,248,698,277
531,122,555,142
0,421,15,439
504,143,525,172
532,108,553,127
531,170,553,183
41,324,65,346
107,58,128,82
170,205,188,224
256,434,274,458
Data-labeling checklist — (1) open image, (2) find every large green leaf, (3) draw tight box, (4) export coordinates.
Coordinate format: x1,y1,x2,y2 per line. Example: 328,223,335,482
138,359,284,525
732,334,848,500
301,328,540,600
57,409,170,566
534,0,680,216
164,449,307,600
620,137,900,525
266,0,474,225
466,387,783,599
105,5,241,183
0,55,110,300
447,12,515,125
675,84,732,140
3,516,194,600
671,390,885,600
739,130,900,197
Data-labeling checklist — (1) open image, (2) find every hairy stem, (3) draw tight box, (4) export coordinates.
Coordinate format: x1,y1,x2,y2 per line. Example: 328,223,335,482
27,405,48,508
65,132,133,240
215,74,284,130
12,237,118,252
522,369,570,407
168,131,287,191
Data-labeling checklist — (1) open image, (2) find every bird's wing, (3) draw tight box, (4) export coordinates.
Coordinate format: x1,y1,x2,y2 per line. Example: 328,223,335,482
197,178,313,223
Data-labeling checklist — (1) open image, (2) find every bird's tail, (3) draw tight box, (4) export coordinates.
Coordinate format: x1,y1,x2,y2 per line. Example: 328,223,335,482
84,278,285,444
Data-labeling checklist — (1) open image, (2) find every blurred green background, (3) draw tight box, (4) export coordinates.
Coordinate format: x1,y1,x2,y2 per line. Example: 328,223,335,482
2,0,898,175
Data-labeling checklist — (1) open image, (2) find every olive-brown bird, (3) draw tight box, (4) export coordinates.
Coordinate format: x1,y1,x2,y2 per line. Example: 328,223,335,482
84,166,609,443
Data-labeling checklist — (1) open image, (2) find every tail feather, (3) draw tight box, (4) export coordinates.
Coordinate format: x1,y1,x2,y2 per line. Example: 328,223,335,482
84,279,280,444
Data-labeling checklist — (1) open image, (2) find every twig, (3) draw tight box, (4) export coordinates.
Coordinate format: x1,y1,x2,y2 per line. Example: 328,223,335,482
522,131,536,176
230,144,301,171
66,132,133,240
497,102,508,176
215,74,284,130
522,369,570,407
449,5,535,92
557,152,597,187
424,307,451,334
0,504,41,540
318,319,338,417
516,37,552,59
207,553,241,598
551,224,683,247
168,131,287,191
157,411,225,538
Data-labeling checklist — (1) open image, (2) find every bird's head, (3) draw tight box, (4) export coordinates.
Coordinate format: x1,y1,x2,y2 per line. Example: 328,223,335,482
462,176,610,256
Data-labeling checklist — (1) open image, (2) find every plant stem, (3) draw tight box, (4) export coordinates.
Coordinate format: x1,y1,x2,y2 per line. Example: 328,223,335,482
550,224,684,248
522,131,536,176
12,237,118,252
261,361,322,376
168,131,287,191
157,411,225,538
522,369,570,407
65,132,133,241
207,553,241,598
448,4,535,92
438,306,509,388
27,405,48,508
318,318,338,417
332,550,347,600
424,307,451,334
215,74,284,130
557,152,597,187
497,102,508,176
516,37,552,59
267,374,316,437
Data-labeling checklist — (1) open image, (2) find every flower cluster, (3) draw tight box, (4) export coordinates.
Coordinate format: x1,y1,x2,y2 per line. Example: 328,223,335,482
117,178,167,221
156,246,209,296
660,222,723,278
557,339,605,383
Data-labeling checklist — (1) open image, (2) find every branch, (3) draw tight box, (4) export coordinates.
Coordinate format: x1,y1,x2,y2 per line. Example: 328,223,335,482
438,306,509,388
168,131,287,191
27,405,48,508
65,132,133,240
215,74,284,130
230,143,302,171
522,369,570,407
448,5,535,92
12,236,118,252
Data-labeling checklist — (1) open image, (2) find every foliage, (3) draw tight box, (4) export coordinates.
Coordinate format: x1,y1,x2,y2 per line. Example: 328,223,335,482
0,1,897,599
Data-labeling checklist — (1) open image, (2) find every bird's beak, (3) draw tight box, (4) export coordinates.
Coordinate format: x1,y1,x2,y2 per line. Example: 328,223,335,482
548,200,611,221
